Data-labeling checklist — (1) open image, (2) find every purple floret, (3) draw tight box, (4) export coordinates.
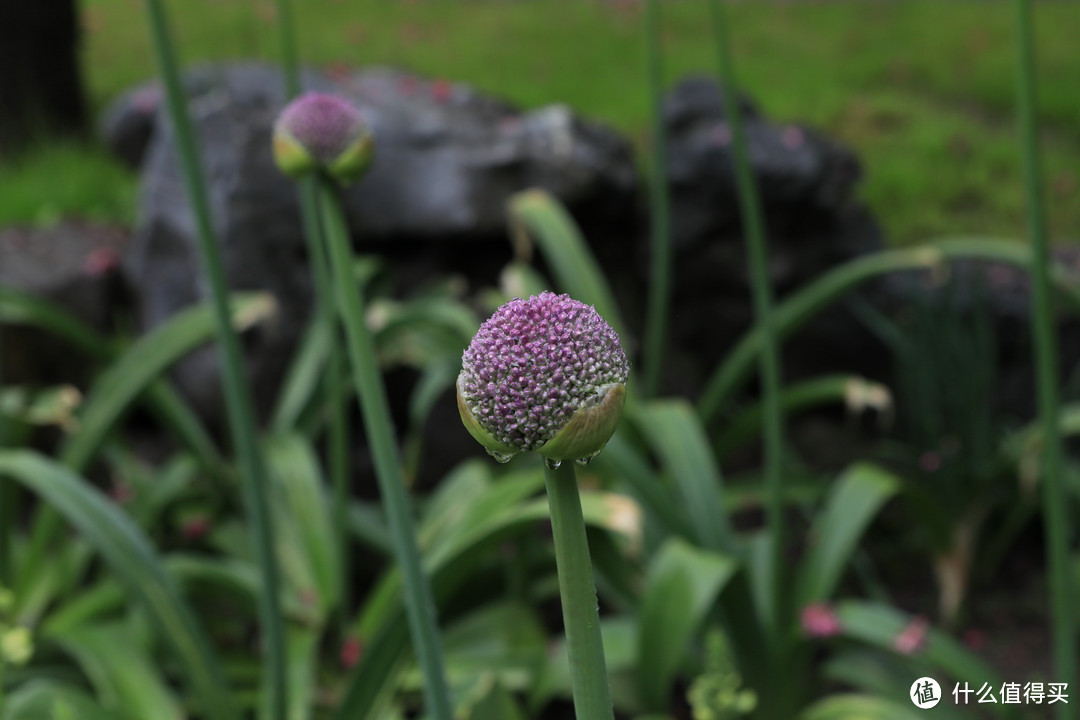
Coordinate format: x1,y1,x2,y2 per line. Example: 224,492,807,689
460,292,629,452
275,92,366,164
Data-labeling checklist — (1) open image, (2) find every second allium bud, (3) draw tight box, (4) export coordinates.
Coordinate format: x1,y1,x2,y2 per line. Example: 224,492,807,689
273,92,373,185
457,292,629,465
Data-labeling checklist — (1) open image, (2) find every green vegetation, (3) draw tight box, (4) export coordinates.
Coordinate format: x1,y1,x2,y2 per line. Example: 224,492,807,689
2,0,1075,244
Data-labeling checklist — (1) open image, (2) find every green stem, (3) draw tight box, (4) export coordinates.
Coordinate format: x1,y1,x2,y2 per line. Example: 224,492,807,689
272,0,353,632
142,2,286,719
315,177,453,720
328,337,351,620
642,0,673,399
0,320,10,591
274,0,300,98
544,460,614,720
1013,1,1077,712
706,0,786,633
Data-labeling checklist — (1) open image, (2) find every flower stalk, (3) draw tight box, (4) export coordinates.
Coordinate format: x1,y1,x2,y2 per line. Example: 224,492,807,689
545,460,615,720
706,0,787,638
642,0,673,399
143,1,286,718
1013,1,1078,713
314,175,453,720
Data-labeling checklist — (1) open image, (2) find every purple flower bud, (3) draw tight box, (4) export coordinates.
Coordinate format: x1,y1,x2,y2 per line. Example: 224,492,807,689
273,92,373,185
458,292,629,463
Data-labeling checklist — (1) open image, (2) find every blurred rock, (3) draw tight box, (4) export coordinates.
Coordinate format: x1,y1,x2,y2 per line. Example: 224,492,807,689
0,222,128,385
875,250,1080,421
659,75,881,395
105,62,638,424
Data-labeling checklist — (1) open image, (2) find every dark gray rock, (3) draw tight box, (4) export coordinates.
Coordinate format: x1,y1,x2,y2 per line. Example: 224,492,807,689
0,222,128,385
658,75,881,396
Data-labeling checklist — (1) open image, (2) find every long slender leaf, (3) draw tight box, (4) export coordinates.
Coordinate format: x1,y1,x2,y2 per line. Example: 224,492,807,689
796,463,900,605
2,680,125,720
265,433,341,624
636,538,737,711
836,600,1022,720
56,624,184,720
0,286,107,358
507,189,626,337
335,484,639,720
636,399,734,552
0,450,239,720
60,292,275,471
698,238,1080,423
799,694,925,720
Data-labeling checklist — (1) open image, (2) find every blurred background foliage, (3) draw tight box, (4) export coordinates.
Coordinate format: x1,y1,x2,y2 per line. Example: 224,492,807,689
4,0,1079,246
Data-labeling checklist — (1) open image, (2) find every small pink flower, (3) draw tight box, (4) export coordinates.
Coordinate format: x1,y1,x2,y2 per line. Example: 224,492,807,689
430,79,453,103
894,616,929,655
82,247,119,277
109,482,133,505
800,603,842,638
181,516,210,540
919,451,941,473
340,636,362,669
782,125,805,149
963,628,986,652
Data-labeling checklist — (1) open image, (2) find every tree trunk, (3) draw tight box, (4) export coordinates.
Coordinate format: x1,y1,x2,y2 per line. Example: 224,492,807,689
0,0,88,156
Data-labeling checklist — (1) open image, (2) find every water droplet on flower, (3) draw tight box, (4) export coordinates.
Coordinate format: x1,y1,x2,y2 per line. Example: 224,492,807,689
486,449,515,464
544,457,563,470
575,456,592,466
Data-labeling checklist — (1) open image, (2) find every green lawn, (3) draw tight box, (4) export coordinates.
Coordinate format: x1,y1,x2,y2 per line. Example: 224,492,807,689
8,0,1079,246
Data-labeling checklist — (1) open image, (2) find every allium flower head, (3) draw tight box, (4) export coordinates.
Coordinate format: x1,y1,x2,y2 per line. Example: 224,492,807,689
273,92,373,185
458,292,629,463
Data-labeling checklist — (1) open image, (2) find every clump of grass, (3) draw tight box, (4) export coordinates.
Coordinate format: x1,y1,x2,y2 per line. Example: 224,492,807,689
1,141,135,228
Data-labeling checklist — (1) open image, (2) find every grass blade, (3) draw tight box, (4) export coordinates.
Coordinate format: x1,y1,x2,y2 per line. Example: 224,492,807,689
0,450,239,720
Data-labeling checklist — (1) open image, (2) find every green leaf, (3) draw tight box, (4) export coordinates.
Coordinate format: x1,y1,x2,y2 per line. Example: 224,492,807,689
836,601,1021,720
799,694,925,720
507,189,626,337
55,623,185,720
796,463,900,605
636,399,734,552
636,538,737,711
271,314,332,434
457,675,529,720
59,292,275,472
335,471,638,720
265,433,341,623
2,680,125,720
0,450,239,720
0,286,107,358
